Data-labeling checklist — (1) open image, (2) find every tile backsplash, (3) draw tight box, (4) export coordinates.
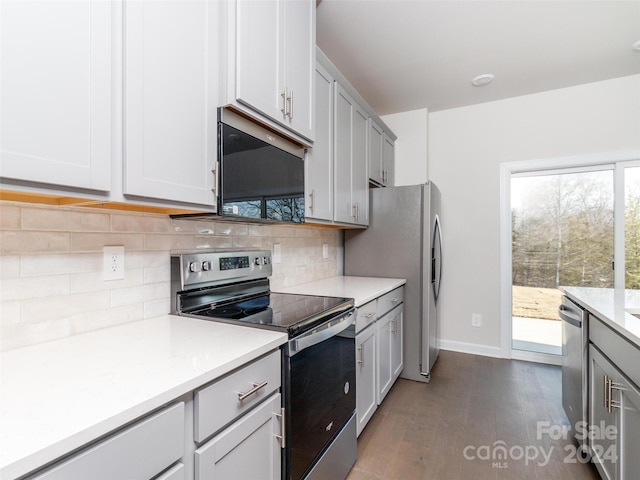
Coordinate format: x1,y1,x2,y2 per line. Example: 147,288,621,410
0,202,342,351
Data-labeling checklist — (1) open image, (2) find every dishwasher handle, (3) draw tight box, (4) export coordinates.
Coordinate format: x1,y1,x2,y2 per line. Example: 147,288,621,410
558,304,584,328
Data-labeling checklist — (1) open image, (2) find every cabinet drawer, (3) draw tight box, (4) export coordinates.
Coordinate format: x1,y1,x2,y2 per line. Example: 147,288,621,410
377,286,404,318
355,300,377,332
589,315,640,388
194,349,281,443
30,402,184,480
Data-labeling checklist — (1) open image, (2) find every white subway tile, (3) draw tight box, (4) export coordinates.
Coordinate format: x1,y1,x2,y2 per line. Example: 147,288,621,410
71,233,145,252
0,205,20,229
144,234,195,251
110,282,169,308
144,299,170,319
21,291,111,323
22,206,110,232
0,256,20,279
1,275,70,301
111,213,172,233
21,253,101,276
1,231,70,254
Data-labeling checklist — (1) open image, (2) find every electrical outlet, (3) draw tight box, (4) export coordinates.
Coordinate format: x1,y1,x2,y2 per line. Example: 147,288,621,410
103,246,125,281
472,313,482,327
322,243,329,259
273,243,282,264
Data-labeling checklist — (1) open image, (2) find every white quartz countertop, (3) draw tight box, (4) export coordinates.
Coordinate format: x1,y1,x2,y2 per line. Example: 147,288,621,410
0,315,287,480
561,287,640,347
276,276,406,307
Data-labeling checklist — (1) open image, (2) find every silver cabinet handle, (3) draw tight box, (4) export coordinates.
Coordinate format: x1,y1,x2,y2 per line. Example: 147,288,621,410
281,87,287,115
390,297,400,303
237,380,268,401
605,375,623,413
274,408,286,448
211,161,219,194
357,344,364,367
309,189,315,213
288,89,293,119
391,318,398,334
364,312,375,319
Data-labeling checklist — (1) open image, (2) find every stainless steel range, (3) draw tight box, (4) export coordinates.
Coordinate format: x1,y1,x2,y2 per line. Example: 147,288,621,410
171,250,357,480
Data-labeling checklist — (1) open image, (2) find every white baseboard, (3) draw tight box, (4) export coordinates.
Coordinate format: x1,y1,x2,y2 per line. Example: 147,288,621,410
438,339,503,358
438,339,562,366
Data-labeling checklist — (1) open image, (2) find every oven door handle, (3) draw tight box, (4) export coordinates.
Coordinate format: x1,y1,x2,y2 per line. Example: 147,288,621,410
288,311,355,356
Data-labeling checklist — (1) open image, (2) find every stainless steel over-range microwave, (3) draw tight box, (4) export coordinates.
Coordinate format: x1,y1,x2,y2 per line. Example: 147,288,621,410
217,108,305,223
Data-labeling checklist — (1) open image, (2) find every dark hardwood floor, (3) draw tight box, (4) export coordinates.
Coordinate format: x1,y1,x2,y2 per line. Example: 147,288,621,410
347,350,600,480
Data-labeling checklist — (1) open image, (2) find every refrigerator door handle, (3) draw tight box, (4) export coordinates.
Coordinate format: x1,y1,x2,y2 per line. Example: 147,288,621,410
432,214,443,302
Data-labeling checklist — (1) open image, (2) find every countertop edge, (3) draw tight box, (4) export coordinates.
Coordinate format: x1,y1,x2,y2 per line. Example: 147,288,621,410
0,317,287,480
276,275,407,307
560,287,640,348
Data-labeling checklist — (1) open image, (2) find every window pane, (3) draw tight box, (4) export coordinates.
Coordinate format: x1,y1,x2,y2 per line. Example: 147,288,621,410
625,166,640,289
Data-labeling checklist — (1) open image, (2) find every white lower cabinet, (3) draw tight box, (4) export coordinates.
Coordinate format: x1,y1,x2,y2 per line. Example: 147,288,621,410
377,305,403,404
25,349,283,480
356,324,377,437
195,393,282,480
28,403,185,480
193,350,283,479
354,287,404,436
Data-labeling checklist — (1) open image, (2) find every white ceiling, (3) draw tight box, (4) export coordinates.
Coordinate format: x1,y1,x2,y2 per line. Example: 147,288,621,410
316,0,640,114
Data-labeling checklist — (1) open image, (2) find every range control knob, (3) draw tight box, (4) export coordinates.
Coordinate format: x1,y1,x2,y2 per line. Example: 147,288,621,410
202,261,212,271
188,261,202,273
254,257,262,266
263,256,270,265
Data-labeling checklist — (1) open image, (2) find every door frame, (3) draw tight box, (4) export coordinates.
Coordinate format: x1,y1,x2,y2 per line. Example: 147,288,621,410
499,150,640,362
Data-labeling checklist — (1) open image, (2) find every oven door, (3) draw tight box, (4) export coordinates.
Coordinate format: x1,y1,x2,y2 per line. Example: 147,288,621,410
283,311,356,480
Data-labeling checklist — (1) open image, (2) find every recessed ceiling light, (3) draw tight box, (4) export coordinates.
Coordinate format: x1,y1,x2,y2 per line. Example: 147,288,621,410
471,74,495,86
633,40,640,52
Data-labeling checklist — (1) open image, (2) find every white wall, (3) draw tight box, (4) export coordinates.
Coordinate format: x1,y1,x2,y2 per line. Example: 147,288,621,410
427,74,640,356
381,108,428,185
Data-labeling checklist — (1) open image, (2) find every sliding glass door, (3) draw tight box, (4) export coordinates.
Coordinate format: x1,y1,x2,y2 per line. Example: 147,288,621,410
511,168,614,355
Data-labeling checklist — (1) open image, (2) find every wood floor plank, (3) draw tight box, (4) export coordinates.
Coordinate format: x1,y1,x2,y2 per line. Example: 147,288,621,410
347,350,600,480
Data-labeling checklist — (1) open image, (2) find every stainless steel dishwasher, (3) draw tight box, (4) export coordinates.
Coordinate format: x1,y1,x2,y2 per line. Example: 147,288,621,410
559,295,588,445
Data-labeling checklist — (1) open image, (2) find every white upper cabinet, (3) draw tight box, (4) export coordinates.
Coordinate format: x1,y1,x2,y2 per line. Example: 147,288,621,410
233,0,315,141
369,119,395,187
305,63,334,222
334,84,368,226
0,0,113,191
124,0,218,207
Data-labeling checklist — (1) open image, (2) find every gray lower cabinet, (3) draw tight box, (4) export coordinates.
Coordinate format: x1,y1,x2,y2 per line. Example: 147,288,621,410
195,393,282,480
354,287,404,436
193,350,283,480
26,349,283,480
28,403,185,480
589,317,640,480
355,324,377,436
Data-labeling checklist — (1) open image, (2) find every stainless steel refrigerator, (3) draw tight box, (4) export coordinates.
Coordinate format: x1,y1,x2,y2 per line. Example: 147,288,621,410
345,183,442,382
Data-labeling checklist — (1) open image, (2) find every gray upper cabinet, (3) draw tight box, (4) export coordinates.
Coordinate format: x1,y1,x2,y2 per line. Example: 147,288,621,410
232,0,315,141
369,119,395,187
0,0,113,192
305,63,335,222
124,0,218,208
334,84,368,226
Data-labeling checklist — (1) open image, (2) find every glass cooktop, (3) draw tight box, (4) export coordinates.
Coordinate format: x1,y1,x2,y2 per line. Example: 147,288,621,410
189,292,354,337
